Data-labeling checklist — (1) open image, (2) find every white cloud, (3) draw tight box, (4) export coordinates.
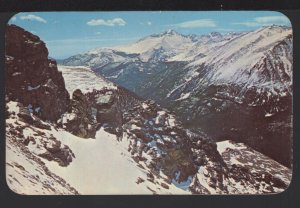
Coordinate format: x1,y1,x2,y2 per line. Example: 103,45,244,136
95,32,102,35
147,21,152,26
10,16,17,22
20,14,47,23
87,18,126,26
172,19,216,28
233,15,290,27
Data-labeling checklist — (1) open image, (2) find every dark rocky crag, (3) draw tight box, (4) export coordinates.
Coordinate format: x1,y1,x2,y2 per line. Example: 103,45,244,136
60,85,142,139
5,25,79,193
61,89,97,138
119,99,291,193
87,85,142,136
122,99,207,183
5,24,70,122
5,25,75,166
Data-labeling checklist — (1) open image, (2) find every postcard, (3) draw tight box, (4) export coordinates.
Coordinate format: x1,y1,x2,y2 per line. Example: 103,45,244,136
5,11,293,195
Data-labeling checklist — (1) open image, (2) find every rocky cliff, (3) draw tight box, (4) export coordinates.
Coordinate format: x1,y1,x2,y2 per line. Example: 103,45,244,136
5,25,79,194
5,24,70,122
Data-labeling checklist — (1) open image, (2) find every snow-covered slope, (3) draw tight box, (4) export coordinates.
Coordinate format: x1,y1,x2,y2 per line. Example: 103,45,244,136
189,139,292,194
57,65,116,96
186,25,292,88
116,30,196,62
6,101,187,194
168,32,243,62
56,66,192,194
6,101,79,195
6,136,77,195
46,128,189,194
216,140,291,193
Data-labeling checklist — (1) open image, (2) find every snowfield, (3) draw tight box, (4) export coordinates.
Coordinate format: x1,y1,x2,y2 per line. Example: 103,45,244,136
54,65,190,194
46,128,189,194
6,101,188,195
58,65,116,96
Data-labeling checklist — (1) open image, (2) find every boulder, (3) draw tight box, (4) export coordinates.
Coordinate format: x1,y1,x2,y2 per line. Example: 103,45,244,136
38,136,75,167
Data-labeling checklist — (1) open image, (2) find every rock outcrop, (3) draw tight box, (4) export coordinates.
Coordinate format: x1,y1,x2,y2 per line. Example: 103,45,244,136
5,24,76,167
122,100,204,183
5,24,70,122
87,88,120,136
117,99,292,194
5,26,79,194
60,89,97,138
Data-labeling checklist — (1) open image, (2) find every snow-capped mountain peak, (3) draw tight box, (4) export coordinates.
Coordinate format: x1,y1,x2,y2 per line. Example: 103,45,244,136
207,31,222,38
158,29,181,36
115,29,194,59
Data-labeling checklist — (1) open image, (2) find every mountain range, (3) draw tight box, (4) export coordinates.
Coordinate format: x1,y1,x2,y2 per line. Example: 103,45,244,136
61,25,293,168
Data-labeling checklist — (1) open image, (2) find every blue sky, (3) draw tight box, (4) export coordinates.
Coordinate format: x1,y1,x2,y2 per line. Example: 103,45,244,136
8,11,291,59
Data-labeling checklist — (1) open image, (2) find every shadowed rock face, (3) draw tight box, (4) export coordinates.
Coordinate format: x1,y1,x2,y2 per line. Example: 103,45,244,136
5,24,70,122
122,99,208,183
81,86,142,138
61,89,98,138
60,86,142,139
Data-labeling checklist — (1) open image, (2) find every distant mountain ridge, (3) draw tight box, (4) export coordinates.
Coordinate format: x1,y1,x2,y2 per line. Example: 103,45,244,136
62,29,243,65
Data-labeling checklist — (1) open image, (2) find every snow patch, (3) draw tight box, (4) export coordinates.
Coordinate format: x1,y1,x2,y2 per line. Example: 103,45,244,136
27,85,40,91
216,140,246,154
175,92,191,101
58,65,116,96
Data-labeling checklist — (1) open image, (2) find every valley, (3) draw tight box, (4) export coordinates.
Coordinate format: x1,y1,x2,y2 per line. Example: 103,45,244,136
62,26,293,168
